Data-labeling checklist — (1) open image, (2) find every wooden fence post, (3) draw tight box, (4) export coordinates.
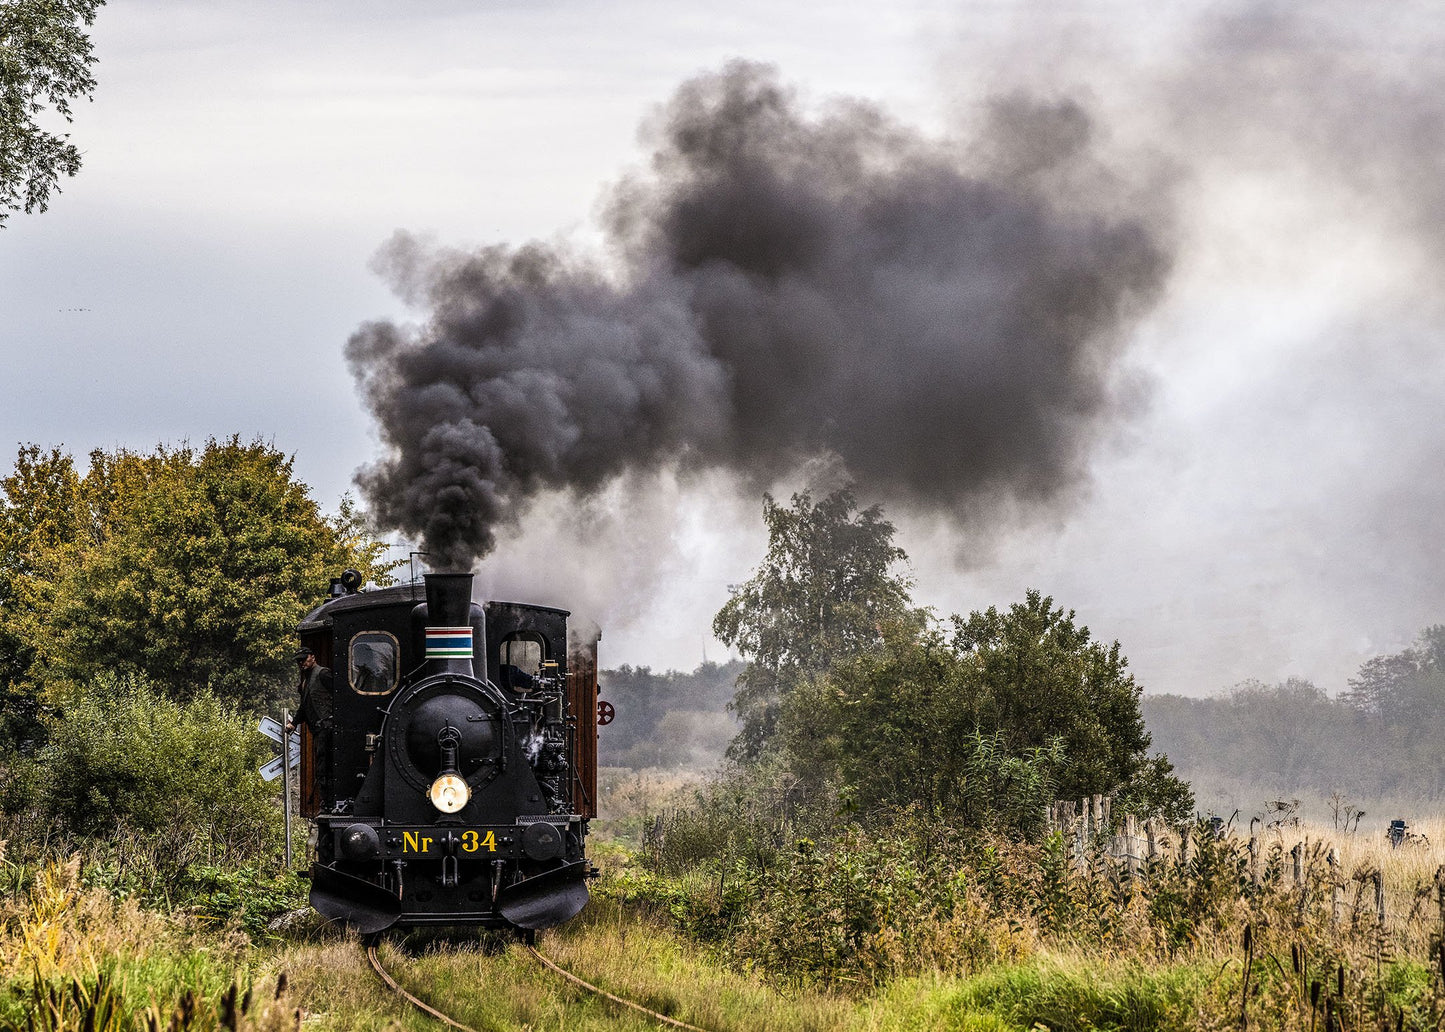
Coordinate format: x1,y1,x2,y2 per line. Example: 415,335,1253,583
1375,870,1386,927
1291,842,1303,885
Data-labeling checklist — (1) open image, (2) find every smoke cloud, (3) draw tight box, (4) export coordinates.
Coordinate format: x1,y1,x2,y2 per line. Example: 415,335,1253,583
347,61,1174,568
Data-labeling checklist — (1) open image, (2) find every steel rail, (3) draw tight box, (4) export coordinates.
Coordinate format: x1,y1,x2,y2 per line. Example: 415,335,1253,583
526,945,717,1032
366,941,486,1032
366,939,719,1032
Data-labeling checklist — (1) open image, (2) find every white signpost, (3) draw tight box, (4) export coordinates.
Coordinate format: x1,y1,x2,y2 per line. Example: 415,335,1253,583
258,717,301,780
259,713,300,868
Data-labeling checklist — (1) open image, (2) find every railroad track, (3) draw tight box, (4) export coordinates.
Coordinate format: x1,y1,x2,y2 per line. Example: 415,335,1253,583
365,940,717,1032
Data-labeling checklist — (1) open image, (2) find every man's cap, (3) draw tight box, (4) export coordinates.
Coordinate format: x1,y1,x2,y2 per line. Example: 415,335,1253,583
293,646,314,663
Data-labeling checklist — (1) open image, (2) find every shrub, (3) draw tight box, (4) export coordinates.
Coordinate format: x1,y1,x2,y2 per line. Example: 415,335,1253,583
710,830,1023,990
1114,754,1195,824
180,864,309,937
646,759,841,874
35,672,281,864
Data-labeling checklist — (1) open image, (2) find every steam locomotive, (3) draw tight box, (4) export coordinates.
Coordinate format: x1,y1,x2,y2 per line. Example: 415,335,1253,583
293,570,598,934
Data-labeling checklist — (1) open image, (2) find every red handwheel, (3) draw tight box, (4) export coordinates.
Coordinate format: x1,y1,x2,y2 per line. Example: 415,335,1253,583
597,700,616,726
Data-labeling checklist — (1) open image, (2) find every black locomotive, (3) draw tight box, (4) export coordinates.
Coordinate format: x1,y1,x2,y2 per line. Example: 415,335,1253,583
293,571,598,934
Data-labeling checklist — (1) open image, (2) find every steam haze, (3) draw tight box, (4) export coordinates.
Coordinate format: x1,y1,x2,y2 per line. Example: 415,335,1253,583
909,1,1445,695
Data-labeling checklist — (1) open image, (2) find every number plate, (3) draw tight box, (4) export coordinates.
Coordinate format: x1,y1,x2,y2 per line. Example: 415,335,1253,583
395,829,498,854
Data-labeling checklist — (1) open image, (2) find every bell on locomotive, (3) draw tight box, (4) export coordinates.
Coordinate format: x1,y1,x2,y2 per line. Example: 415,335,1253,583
293,570,598,934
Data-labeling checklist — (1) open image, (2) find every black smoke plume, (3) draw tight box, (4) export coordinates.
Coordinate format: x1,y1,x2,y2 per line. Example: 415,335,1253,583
347,62,1173,568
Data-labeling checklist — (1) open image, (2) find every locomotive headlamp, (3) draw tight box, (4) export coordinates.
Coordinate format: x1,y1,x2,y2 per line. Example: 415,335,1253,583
429,773,471,813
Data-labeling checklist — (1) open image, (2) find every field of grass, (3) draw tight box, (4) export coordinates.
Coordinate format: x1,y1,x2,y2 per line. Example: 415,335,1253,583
1131,815,1445,944
5,806,1445,1032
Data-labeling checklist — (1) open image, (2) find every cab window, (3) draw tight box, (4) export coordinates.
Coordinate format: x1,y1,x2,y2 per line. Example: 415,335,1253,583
350,631,399,695
498,633,545,691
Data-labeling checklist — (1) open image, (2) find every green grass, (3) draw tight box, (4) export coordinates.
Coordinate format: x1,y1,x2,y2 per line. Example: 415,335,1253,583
267,907,1220,1032
272,910,853,1032
0,950,255,1032
5,845,1444,1032
880,959,1210,1032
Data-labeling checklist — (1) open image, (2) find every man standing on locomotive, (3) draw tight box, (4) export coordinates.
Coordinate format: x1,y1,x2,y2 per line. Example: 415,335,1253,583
288,646,334,803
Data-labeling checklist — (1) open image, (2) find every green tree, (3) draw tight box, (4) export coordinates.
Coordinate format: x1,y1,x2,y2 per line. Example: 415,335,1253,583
952,590,1153,800
784,624,1061,834
1113,753,1194,825
714,492,1188,830
785,597,1190,828
713,488,916,761
1,0,103,225
1337,628,1445,796
0,437,396,719
1342,627,1445,728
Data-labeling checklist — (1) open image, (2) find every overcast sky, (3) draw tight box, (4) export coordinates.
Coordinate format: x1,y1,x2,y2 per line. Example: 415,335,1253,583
3,0,1442,697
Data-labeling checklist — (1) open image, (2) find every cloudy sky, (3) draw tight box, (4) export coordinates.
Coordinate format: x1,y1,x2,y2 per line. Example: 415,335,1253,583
3,0,1442,696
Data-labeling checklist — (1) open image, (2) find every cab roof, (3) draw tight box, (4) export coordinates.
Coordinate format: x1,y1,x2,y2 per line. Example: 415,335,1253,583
297,582,569,633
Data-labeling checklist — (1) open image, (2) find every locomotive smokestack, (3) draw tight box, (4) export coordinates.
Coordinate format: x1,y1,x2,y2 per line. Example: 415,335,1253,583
423,572,478,676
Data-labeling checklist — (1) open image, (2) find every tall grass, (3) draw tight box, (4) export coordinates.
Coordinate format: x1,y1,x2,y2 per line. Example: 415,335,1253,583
594,767,705,849
6,782,1445,1030
612,805,1445,1029
1265,817,1445,907
0,854,299,1031
1134,816,1445,953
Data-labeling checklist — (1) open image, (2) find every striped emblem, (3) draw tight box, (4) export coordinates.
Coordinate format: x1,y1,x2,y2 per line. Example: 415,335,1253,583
425,626,473,658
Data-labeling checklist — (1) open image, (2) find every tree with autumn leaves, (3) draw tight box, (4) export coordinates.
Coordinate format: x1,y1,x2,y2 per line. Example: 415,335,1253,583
0,437,395,746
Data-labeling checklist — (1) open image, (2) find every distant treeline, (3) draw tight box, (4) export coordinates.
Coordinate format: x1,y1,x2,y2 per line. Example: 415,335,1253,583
1143,625,1445,813
597,660,743,770
600,624,1445,817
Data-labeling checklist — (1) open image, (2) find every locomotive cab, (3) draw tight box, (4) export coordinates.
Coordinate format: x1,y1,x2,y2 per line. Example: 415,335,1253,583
294,572,598,933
